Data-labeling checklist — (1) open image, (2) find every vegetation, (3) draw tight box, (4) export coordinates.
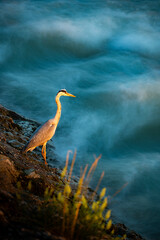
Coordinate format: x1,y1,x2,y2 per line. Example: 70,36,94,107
20,151,126,240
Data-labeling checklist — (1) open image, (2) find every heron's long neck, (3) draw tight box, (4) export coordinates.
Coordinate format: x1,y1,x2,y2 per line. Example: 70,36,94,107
54,95,62,124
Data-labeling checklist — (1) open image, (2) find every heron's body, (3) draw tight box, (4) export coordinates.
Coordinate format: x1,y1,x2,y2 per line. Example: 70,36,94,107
24,120,57,151
23,89,75,164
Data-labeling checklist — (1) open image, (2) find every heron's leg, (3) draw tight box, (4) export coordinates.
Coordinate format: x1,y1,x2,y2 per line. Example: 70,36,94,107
41,143,47,165
41,145,44,158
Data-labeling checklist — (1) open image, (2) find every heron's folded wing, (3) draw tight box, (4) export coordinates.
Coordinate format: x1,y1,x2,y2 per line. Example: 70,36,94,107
23,121,56,152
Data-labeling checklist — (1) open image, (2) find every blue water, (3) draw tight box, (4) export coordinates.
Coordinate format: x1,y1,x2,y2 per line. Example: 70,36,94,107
1,0,160,239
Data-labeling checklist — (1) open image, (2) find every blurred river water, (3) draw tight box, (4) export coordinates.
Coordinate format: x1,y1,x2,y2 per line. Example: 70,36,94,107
0,1,160,239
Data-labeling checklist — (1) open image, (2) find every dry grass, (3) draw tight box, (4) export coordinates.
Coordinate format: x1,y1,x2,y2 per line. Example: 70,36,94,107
25,151,127,240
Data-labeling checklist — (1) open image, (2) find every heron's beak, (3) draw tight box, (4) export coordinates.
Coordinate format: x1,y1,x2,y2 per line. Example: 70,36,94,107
66,92,76,97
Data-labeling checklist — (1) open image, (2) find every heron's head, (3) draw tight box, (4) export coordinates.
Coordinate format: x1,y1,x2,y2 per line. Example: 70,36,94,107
57,89,76,98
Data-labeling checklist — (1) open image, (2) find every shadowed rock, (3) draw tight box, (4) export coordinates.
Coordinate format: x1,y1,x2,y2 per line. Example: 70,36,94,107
0,155,19,193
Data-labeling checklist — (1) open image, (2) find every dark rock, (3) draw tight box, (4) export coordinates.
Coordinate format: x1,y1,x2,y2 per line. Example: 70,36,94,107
114,223,144,239
0,189,14,200
0,155,19,193
0,210,8,226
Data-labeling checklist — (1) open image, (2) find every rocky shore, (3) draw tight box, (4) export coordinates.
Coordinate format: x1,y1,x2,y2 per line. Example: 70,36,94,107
0,104,144,240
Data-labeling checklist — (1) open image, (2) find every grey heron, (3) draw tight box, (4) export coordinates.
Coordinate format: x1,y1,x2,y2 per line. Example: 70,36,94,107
23,89,76,164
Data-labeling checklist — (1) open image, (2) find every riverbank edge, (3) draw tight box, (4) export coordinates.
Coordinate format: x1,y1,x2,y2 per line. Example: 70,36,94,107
0,104,144,240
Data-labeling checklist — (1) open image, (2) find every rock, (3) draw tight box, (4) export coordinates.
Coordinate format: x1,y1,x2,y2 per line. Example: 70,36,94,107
24,168,35,175
0,189,14,200
0,210,8,226
27,171,41,179
0,155,19,193
114,223,144,239
0,104,56,163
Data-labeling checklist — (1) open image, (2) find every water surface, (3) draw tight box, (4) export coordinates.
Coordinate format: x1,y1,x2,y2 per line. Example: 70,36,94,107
0,1,160,239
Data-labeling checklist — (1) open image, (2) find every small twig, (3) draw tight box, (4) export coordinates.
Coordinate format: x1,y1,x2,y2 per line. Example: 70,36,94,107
110,182,129,200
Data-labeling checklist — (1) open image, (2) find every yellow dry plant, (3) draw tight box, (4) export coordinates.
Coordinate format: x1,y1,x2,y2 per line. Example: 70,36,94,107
38,151,126,240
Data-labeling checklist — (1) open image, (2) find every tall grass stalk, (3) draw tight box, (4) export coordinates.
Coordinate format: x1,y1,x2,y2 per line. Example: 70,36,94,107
34,151,127,239
85,154,102,187
68,150,76,183
92,171,105,201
